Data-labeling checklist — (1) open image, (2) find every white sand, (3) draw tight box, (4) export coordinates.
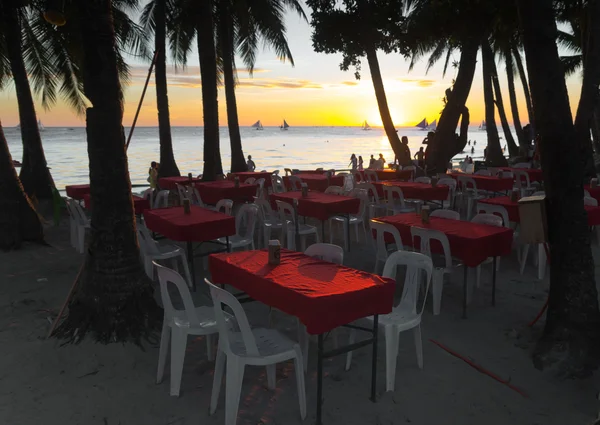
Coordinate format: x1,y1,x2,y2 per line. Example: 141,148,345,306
2,219,600,425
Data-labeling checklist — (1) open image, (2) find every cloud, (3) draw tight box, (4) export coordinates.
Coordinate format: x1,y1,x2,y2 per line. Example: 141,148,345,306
237,79,322,89
398,78,437,87
341,81,359,86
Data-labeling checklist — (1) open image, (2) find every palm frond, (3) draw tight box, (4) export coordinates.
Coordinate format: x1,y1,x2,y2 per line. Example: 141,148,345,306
561,54,583,76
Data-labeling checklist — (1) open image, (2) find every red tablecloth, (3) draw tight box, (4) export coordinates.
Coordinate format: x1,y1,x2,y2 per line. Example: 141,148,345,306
65,184,90,200
585,185,600,204
228,171,273,188
357,169,413,182
284,174,345,192
500,167,543,183
143,206,235,242
270,191,359,221
209,249,394,335
159,176,201,190
83,194,149,215
372,181,449,201
448,173,514,192
480,196,600,226
374,215,513,267
297,170,327,175
194,180,257,205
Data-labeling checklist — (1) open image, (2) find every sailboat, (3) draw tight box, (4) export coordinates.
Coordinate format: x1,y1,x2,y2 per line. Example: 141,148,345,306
251,120,264,130
427,119,437,131
280,119,289,130
38,119,45,131
479,120,486,131
362,120,371,131
416,118,428,130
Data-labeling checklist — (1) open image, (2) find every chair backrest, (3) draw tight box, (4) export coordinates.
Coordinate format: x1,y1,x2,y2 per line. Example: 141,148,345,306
271,175,287,193
513,170,531,189
353,171,365,184
457,175,478,196
206,279,259,356
403,165,416,171
357,182,382,204
471,213,503,227
154,190,170,209
487,167,500,177
415,176,431,184
284,168,293,176
382,251,433,315
584,196,598,206
141,188,154,209
476,202,510,227
532,191,545,196
328,169,336,176
585,189,591,197
410,227,452,269
351,188,369,217
365,170,378,183
275,200,296,240
254,196,276,222
244,177,256,184
383,185,407,208
176,183,187,204
67,199,88,225
272,169,280,176
324,185,344,195
305,243,344,264
155,263,200,324
500,171,514,179
430,209,460,220
186,185,205,206
215,199,233,215
343,174,355,192
254,178,266,199
474,169,491,176
438,178,457,202
371,220,404,262
514,162,532,169
289,175,303,191
235,203,259,239
137,224,161,255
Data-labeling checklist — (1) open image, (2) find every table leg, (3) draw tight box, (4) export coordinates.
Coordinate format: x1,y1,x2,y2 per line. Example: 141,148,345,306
226,236,231,253
491,256,497,306
462,266,468,319
346,214,351,252
321,220,326,242
370,314,379,402
187,241,196,292
317,334,324,425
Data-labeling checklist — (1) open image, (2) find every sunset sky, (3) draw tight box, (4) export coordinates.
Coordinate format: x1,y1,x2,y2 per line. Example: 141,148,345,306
0,8,583,128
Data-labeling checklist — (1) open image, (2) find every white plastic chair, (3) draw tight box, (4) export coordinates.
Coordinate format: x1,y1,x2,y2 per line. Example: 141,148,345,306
414,176,431,184
141,188,154,209
364,170,379,183
275,200,320,250
383,185,417,215
430,209,460,220
254,197,283,247
329,188,368,250
324,185,344,195
255,178,266,199
154,190,170,209
514,162,532,169
176,183,188,204
514,170,535,197
217,204,258,251
371,220,404,274
411,226,455,315
345,251,433,392
357,182,387,219
155,264,223,396
284,168,293,176
244,177,256,184
289,175,303,191
474,169,491,176
457,175,485,220
137,225,193,287
207,280,306,425
66,198,90,253
271,175,287,193
215,199,234,215
403,165,416,180
585,196,598,206
353,171,365,184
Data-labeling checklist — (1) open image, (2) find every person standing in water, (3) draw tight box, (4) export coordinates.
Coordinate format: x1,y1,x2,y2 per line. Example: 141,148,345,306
414,147,426,169
246,155,256,171
349,153,357,171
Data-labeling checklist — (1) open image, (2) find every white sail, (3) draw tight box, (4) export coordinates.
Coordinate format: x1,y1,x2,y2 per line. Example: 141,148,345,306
362,120,371,130
479,120,486,130
251,120,263,130
427,119,437,131
416,118,428,130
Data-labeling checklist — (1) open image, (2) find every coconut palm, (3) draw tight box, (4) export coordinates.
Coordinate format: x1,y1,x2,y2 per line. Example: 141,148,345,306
481,40,507,165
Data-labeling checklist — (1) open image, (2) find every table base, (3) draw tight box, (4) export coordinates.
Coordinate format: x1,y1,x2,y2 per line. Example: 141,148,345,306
186,237,230,291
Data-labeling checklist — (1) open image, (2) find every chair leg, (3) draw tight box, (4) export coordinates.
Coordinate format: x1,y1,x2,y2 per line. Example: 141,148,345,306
413,325,423,369
431,270,444,315
384,325,399,392
169,328,188,397
520,245,530,275
343,221,349,251
293,346,307,420
476,265,482,288
206,334,214,361
179,253,193,289
210,350,226,414
266,364,276,390
354,222,359,241
297,320,308,373
77,225,85,254
156,320,170,384
225,358,244,425
345,329,355,371
329,220,334,243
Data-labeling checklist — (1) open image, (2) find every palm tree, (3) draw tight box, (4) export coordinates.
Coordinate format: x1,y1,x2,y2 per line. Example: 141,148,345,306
481,40,507,165
140,0,181,179
502,48,527,150
0,119,43,250
512,47,535,139
517,0,600,377
52,0,160,343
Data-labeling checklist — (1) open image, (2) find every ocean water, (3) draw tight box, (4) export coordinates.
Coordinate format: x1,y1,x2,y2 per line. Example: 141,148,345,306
4,125,501,190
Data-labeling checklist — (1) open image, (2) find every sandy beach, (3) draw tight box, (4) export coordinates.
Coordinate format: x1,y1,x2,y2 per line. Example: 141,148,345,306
2,216,600,425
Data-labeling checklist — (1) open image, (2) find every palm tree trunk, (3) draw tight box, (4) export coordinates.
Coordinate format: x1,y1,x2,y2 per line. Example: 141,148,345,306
593,107,600,154
513,46,535,141
154,0,180,179
0,120,43,250
517,0,600,377
483,42,518,157
425,38,479,174
54,0,159,343
505,49,527,150
219,5,247,173
2,4,55,203
573,0,600,179
481,41,507,166
197,1,220,181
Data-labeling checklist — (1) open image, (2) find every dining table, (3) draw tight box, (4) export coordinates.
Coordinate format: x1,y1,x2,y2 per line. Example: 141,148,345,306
194,180,257,205
158,176,201,191
209,249,395,425
373,214,513,317
371,181,449,203
499,167,544,183
448,173,514,194
284,174,345,191
227,171,273,188
65,184,90,200
83,193,150,215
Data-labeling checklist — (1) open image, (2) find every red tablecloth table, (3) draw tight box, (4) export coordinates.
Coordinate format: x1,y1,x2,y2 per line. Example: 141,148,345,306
227,171,273,188
499,167,543,183
585,185,600,204
372,181,449,201
158,176,201,190
448,173,514,193
209,249,393,423
357,169,413,182
480,196,600,226
374,214,513,317
144,206,235,289
194,180,257,205
65,184,90,200
83,194,150,215
284,174,345,191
